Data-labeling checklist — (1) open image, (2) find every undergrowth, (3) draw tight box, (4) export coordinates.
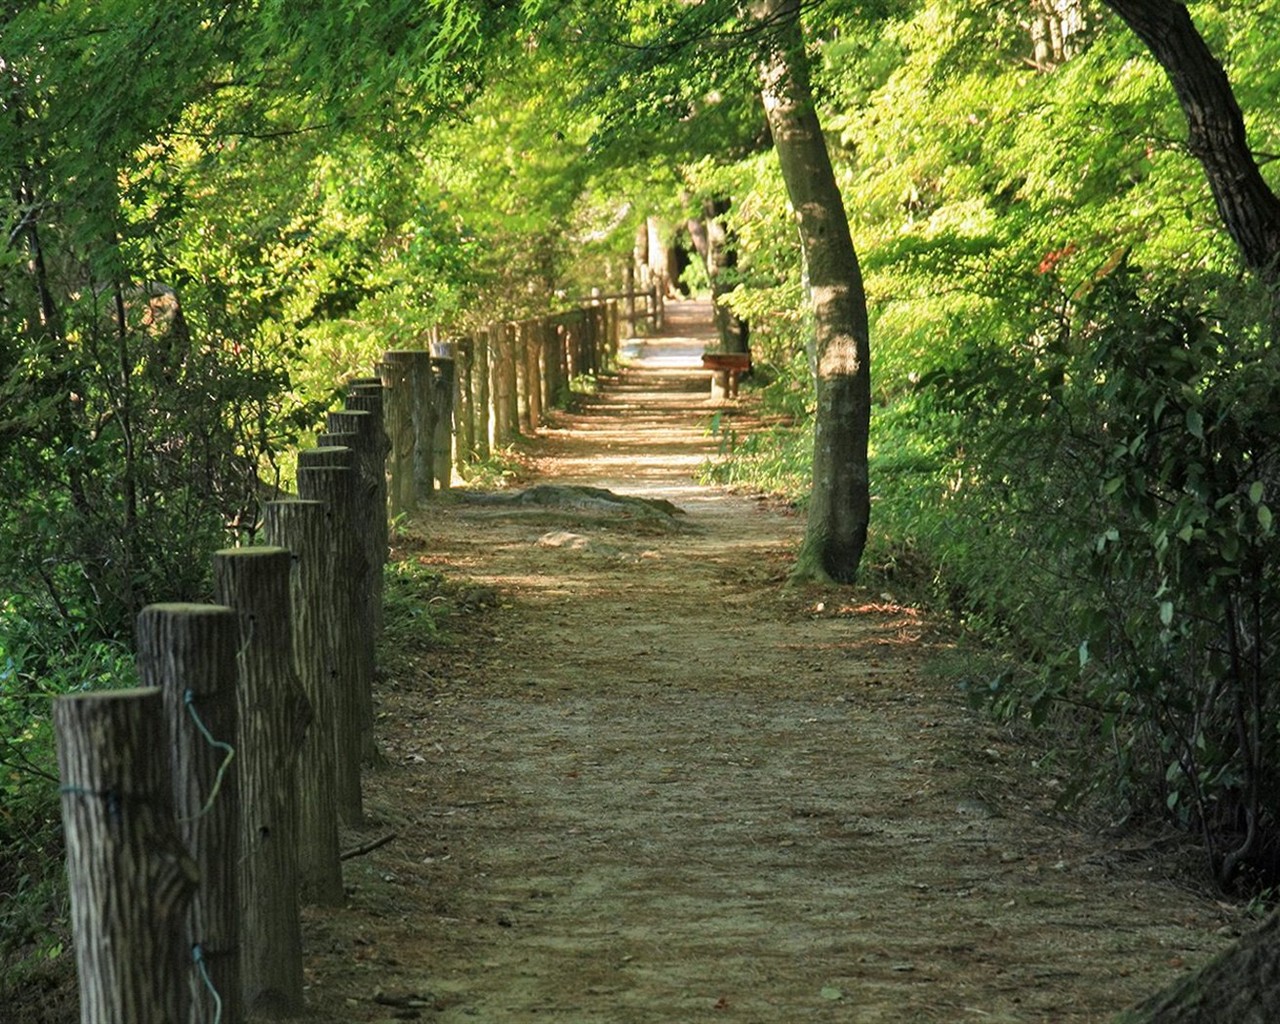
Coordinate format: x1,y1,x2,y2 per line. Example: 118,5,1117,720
700,266,1280,893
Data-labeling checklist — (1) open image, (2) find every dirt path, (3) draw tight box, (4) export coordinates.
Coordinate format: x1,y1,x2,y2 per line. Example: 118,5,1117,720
304,301,1233,1023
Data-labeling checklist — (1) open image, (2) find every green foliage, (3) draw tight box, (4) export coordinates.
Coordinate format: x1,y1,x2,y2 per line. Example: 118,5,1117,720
680,0,1280,886
923,266,1280,889
0,609,136,985
699,408,814,500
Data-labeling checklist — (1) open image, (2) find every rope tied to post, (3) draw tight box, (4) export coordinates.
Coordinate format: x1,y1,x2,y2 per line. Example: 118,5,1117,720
182,689,235,821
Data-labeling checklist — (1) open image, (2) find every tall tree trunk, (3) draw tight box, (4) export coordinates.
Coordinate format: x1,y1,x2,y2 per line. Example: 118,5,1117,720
758,0,871,583
1117,909,1280,1023
688,198,749,353
1102,0,1280,283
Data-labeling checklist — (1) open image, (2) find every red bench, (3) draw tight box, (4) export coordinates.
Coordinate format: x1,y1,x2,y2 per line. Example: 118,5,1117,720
701,352,752,399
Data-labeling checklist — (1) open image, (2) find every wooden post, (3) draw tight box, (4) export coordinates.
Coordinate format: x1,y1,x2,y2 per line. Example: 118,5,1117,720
297,461,367,825
212,547,309,1018
453,337,474,473
137,603,243,1024
606,299,620,368
299,444,354,471
529,321,545,428
54,688,197,1024
263,500,344,905
344,386,391,568
473,328,491,460
326,408,384,637
404,350,435,502
307,419,382,765
538,318,555,414
562,315,575,384
430,354,455,492
624,261,637,336
487,325,505,447
516,321,537,432
378,352,417,518
490,323,518,446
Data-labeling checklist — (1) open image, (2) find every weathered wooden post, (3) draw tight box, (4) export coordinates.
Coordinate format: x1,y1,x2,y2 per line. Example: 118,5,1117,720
54,688,197,1024
378,353,417,517
311,419,382,766
605,299,620,369
402,349,435,502
326,407,385,636
345,384,391,573
297,454,368,825
502,323,521,442
453,337,474,473
430,352,455,492
528,321,545,428
558,316,572,388
137,603,243,1024
587,307,600,376
472,328,491,460
212,546,309,1018
516,321,534,433
263,500,344,905
537,318,555,414
624,261,637,336
489,325,508,445
490,323,519,446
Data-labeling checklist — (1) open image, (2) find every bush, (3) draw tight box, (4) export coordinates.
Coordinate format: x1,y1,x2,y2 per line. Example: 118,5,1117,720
921,266,1280,890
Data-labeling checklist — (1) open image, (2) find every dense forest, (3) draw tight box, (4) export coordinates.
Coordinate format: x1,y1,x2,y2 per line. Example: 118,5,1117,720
4,0,1280,1012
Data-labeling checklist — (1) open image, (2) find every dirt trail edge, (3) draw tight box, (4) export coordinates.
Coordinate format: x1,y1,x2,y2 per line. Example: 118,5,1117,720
304,301,1233,1024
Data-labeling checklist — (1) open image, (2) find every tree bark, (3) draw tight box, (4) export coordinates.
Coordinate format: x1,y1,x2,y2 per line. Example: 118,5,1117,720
689,198,749,353
430,353,455,491
137,603,244,1024
296,458,367,827
54,688,198,1024
758,0,871,583
262,500,345,905
1102,0,1280,282
1117,910,1280,1023
212,547,309,1017
378,353,419,519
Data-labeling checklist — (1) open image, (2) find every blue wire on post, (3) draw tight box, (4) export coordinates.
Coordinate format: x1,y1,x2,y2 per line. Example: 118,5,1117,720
182,690,235,820
192,944,223,1024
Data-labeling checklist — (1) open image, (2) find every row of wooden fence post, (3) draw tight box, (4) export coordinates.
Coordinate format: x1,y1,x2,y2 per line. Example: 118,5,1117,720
51,298,617,1024
445,304,617,480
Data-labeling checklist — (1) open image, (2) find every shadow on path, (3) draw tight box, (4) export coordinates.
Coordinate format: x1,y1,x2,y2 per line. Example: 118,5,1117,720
305,300,1230,1024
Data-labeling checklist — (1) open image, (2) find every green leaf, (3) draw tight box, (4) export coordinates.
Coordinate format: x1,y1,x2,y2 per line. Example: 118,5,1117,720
1249,480,1264,504
1159,600,1174,626
820,986,844,1001
1259,504,1273,531
1185,408,1204,439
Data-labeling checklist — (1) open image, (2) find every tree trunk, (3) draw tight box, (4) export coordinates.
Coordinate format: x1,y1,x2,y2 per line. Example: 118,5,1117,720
1117,910,1280,1023
758,0,871,583
689,198,749,353
1102,0,1280,283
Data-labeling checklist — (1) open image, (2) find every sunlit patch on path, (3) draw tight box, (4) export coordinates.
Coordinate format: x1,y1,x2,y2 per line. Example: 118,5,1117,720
304,300,1230,1024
